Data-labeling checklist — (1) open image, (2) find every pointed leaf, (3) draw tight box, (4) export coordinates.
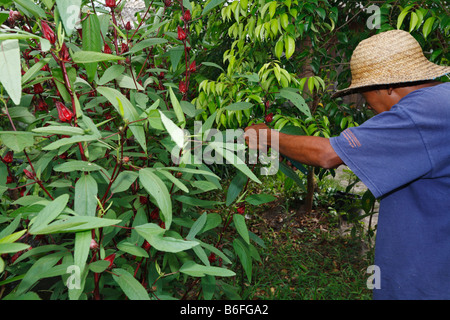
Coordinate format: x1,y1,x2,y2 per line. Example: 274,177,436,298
74,174,98,217
233,214,250,244
139,168,172,229
0,39,22,104
112,268,150,300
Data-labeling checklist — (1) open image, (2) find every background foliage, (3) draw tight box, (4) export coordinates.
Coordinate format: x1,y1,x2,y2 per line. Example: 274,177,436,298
0,0,448,300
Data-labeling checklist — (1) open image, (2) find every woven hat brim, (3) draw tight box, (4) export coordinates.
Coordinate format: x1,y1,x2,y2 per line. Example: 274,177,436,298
332,66,450,98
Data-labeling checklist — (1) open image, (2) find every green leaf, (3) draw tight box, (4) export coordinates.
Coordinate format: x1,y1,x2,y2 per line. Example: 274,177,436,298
135,223,199,253
174,195,221,208
233,238,252,282
279,161,305,190
284,36,295,59
72,230,91,300
0,39,22,104
279,88,311,117
209,143,261,184
202,0,226,15
29,216,122,234
72,51,125,64
15,252,63,295
0,242,30,254
32,125,85,136
422,17,436,39
159,110,186,149
0,229,27,244
409,12,419,32
397,6,412,30
74,174,98,217
201,62,224,72
245,194,276,205
111,171,138,193
156,169,189,193
29,194,69,234
130,38,168,54
13,0,46,18
226,171,247,206
82,13,102,81
186,212,207,240
139,168,172,229
54,160,103,172
56,0,81,36
89,260,110,273
42,134,99,151
96,86,146,151
224,102,253,111
112,268,150,300
275,38,284,59
0,131,35,152
97,65,125,85
180,261,236,277
233,214,250,244
117,241,149,258
0,214,22,241
21,58,50,84
168,87,185,125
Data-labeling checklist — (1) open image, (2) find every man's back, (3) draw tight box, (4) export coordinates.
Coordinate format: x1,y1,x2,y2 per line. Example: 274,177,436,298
330,82,450,299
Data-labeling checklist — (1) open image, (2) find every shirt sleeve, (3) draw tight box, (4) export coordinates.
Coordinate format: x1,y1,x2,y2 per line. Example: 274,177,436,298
329,106,432,198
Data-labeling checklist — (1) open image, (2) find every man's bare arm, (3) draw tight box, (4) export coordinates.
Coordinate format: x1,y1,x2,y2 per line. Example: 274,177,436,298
244,124,343,169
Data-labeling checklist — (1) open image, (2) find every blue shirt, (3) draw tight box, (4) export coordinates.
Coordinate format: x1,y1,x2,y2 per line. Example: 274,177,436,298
330,82,450,299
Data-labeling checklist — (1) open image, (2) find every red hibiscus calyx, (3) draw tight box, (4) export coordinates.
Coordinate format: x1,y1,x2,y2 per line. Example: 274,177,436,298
265,112,274,123
103,43,112,54
179,81,188,94
104,253,116,268
177,26,187,41
59,43,71,62
2,151,14,164
182,10,191,22
55,101,74,122
105,0,116,8
41,21,56,44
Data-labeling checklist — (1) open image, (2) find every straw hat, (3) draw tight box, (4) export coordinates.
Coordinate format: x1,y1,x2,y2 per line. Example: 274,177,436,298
333,30,450,98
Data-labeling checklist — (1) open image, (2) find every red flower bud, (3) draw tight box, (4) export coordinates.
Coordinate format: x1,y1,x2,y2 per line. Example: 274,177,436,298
208,253,216,263
189,61,196,73
265,112,274,123
104,253,116,268
177,26,187,41
6,176,13,184
150,208,160,220
105,0,116,8
183,10,191,22
41,21,56,44
3,151,13,164
23,169,35,180
125,21,132,31
55,101,73,122
59,43,71,62
142,240,151,251
90,239,99,249
164,0,172,7
237,204,245,214
37,99,48,111
103,43,112,54
33,83,44,94
121,42,129,54
139,196,148,205
179,81,187,94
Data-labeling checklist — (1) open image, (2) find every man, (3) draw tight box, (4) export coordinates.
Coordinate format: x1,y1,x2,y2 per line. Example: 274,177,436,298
244,30,450,299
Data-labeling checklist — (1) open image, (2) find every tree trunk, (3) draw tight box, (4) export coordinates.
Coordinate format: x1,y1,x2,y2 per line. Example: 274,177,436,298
304,167,315,214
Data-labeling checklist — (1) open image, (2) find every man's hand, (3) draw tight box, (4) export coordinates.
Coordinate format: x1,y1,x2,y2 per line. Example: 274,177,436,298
243,123,275,151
